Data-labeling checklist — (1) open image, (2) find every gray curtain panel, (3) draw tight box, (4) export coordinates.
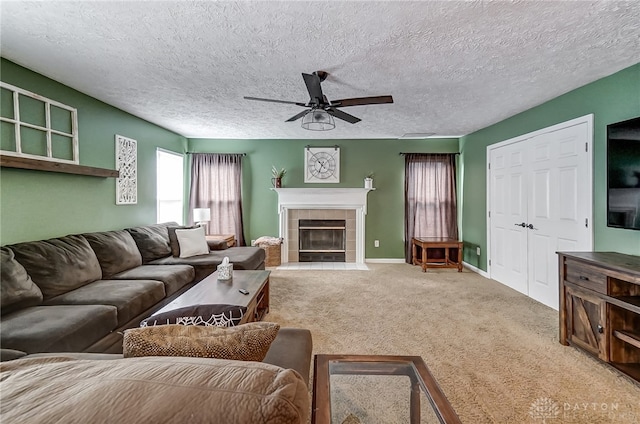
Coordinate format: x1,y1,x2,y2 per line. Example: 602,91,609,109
404,153,458,262
188,154,245,246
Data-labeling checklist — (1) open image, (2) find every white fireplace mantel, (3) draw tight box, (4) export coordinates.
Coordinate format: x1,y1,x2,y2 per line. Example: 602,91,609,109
271,188,374,264
271,188,374,213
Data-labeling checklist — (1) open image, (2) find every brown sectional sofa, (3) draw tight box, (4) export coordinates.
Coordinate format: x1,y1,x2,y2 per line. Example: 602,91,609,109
0,222,266,355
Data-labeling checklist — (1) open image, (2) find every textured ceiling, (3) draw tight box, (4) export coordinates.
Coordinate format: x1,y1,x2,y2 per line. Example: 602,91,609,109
1,1,639,139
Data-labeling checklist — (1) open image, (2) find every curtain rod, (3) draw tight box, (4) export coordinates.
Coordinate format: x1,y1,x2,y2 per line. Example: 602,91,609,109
399,152,460,155
186,152,246,156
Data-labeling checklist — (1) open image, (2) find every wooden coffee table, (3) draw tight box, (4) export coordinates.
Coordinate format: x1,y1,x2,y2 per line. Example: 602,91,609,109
312,354,461,424
153,270,270,324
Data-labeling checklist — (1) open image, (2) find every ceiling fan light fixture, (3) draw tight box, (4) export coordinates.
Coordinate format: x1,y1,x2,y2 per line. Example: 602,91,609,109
301,109,335,131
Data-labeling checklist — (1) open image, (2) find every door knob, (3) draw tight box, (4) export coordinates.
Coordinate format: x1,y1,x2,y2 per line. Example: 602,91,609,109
597,325,604,334
514,222,526,227
527,224,536,230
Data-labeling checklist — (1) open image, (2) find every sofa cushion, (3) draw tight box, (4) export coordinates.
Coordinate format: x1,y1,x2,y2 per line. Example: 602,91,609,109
123,322,280,361
140,304,247,327
126,223,174,263
167,225,196,257
149,247,265,282
9,235,102,300
0,356,309,424
83,230,142,277
1,247,43,315
44,280,166,326
109,264,195,297
0,305,118,353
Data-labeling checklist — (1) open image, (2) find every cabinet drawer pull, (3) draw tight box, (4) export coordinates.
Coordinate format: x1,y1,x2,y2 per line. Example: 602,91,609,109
579,276,589,281
597,325,604,334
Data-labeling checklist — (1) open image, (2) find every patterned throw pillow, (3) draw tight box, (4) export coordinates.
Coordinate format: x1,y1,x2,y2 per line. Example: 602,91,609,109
123,322,280,361
140,304,247,327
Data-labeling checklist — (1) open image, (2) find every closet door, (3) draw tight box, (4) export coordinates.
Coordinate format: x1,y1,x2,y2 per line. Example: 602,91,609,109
527,122,592,309
489,141,528,295
488,117,593,310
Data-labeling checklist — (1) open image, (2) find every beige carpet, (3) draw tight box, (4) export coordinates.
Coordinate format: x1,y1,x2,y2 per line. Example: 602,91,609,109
266,263,640,423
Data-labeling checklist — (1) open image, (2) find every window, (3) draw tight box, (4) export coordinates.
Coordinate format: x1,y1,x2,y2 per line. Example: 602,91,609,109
156,149,184,224
404,153,458,262
188,153,245,245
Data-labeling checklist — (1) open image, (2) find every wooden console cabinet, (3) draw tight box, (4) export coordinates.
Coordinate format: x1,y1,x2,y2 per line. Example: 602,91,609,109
558,252,640,383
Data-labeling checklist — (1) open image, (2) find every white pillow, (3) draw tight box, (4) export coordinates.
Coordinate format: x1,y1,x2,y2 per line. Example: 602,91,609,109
175,226,210,258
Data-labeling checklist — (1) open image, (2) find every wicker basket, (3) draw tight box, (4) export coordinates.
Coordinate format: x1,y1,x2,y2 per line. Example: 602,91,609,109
262,244,282,267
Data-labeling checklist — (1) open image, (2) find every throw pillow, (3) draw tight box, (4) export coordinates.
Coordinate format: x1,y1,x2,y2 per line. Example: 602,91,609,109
0,247,43,315
126,225,172,263
175,226,209,258
167,226,196,257
140,304,247,327
123,322,280,361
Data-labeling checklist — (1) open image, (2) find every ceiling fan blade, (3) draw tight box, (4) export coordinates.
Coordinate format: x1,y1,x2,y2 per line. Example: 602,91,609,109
285,110,310,122
302,73,324,104
327,108,361,124
331,95,394,107
244,96,306,106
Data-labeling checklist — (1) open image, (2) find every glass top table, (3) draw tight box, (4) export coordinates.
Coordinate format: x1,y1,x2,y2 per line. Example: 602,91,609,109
312,355,461,424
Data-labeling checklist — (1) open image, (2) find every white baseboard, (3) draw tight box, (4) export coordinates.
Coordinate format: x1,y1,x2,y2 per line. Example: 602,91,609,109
365,258,406,264
463,261,490,278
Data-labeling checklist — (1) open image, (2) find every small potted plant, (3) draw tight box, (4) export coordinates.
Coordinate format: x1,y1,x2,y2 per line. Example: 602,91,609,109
272,166,286,188
364,172,374,189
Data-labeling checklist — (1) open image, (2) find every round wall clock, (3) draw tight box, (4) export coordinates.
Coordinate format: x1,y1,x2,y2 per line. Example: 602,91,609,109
305,146,340,183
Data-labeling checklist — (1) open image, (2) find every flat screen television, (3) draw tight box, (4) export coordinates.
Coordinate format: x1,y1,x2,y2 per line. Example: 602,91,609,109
607,116,640,230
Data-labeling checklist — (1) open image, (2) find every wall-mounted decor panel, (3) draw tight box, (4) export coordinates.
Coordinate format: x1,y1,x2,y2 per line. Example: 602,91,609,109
115,134,137,205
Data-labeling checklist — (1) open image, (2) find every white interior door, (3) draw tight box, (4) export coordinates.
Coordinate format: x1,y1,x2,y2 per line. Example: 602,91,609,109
488,116,593,310
527,122,592,309
489,142,528,295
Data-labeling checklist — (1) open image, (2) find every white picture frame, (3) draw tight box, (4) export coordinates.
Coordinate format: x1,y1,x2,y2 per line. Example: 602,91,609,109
115,134,137,204
304,146,340,183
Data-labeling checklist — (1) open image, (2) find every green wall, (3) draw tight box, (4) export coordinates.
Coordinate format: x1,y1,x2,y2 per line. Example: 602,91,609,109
0,59,188,244
187,138,459,257
5,57,636,264
460,63,640,270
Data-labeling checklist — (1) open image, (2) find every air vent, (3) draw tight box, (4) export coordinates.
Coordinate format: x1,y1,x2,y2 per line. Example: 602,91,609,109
398,133,436,139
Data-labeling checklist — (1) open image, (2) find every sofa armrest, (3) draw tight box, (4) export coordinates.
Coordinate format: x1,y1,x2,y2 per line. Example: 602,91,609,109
206,240,229,250
263,327,313,385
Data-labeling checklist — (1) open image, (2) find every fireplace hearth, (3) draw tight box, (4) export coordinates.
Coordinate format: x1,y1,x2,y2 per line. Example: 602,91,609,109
299,219,346,262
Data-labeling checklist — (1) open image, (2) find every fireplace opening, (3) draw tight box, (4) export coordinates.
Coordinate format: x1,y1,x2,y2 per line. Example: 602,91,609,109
298,219,346,262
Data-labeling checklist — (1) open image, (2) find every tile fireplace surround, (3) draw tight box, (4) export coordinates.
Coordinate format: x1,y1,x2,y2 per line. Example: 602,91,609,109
272,188,374,264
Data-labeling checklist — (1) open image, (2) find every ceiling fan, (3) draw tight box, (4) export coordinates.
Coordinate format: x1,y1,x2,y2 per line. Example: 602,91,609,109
244,71,393,127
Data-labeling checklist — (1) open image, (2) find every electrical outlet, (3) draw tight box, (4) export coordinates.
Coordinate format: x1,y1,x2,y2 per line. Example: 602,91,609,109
251,239,256,246
476,246,481,256
374,240,380,248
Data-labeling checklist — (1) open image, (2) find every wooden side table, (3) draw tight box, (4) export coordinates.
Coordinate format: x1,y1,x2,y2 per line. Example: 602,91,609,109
411,237,463,272
206,234,236,247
